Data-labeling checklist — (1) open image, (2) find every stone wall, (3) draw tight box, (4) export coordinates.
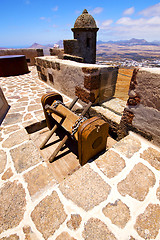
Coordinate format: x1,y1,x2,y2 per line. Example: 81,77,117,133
0,48,44,66
49,48,64,59
120,68,160,145
35,56,118,104
0,87,9,124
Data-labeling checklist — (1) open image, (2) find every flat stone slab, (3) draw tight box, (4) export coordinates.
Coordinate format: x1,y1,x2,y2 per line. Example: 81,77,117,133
82,218,117,240
10,141,43,173
118,163,156,201
134,204,160,239
22,225,39,240
31,191,67,239
91,105,121,124
56,232,76,240
23,163,57,198
113,135,141,158
0,150,7,174
156,183,160,201
59,164,111,211
102,199,130,228
2,167,13,180
0,181,26,234
66,214,82,230
2,129,29,148
2,113,23,126
140,147,160,171
0,234,19,240
102,97,126,115
96,149,126,178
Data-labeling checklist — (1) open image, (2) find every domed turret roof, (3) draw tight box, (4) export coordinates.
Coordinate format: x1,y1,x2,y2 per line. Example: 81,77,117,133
73,9,98,29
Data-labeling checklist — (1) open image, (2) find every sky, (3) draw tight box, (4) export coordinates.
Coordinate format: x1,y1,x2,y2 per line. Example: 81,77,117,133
1,0,160,47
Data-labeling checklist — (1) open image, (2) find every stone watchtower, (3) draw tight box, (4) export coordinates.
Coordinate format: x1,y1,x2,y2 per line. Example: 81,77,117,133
64,9,99,64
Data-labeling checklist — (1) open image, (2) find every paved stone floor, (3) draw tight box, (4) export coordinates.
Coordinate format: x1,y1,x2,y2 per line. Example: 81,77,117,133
0,67,160,240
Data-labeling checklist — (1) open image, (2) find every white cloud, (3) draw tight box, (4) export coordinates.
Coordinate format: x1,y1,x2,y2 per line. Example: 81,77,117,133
99,14,160,41
116,17,145,26
101,19,113,28
116,16,160,26
123,7,135,15
99,22,160,41
147,16,160,24
52,6,58,12
90,7,103,15
139,3,160,17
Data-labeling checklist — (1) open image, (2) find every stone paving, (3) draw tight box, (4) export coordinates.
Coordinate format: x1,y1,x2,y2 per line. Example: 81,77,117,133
0,67,160,239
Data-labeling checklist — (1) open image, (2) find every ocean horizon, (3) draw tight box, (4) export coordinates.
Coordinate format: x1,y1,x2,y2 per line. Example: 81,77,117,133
0,45,30,49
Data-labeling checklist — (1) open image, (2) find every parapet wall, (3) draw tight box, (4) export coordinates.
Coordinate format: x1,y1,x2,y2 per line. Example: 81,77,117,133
35,56,118,104
0,48,43,66
0,87,9,124
121,67,160,145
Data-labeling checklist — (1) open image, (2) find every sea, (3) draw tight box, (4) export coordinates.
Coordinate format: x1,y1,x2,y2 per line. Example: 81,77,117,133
1,45,29,49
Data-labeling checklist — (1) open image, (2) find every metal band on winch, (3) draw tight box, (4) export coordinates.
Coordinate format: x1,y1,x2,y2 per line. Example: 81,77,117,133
51,100,66,108
71,116,87,139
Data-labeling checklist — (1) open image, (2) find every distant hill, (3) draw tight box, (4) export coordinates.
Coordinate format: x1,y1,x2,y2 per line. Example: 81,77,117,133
29,41,63,49
96,39,160,62
97,38,160,46
29,43,47,49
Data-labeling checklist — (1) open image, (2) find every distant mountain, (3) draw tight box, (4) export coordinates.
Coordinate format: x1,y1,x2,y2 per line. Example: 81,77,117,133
97,38,160,46
29,43,45,49
55,40,63,48
28,41,63,49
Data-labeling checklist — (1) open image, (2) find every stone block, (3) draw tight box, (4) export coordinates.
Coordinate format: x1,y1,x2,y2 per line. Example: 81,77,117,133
113,135,141,158
31,191,67,239
0,87,9,124
84,74,100,90
82,67,99,74
0,150,7,174
121,68,160,145
36,56,118,104
64,39,80,56
56,232,76,240
2,113,23,126
0,181,26,233
59,164,111,211
134,204,160,239
2,168,13,180
49,48,64,59
0,235,19,240
75,86,95,103
156,182,160,201
96,150,126,178
118,163,156,201
66,214,82,230
2,129,29,148
0,48,44,66
140,147,160,171
63,54,83,63
10,141,43,173
82,218,117,240
23,225,39,240
23,164,57,198
102,200,130,228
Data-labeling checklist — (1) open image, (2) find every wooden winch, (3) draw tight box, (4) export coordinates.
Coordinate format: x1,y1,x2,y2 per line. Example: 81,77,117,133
40,92,109,166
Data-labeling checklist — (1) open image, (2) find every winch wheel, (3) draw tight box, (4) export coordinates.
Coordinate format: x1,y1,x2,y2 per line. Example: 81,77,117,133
41,92,63,130
41,92,63,108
